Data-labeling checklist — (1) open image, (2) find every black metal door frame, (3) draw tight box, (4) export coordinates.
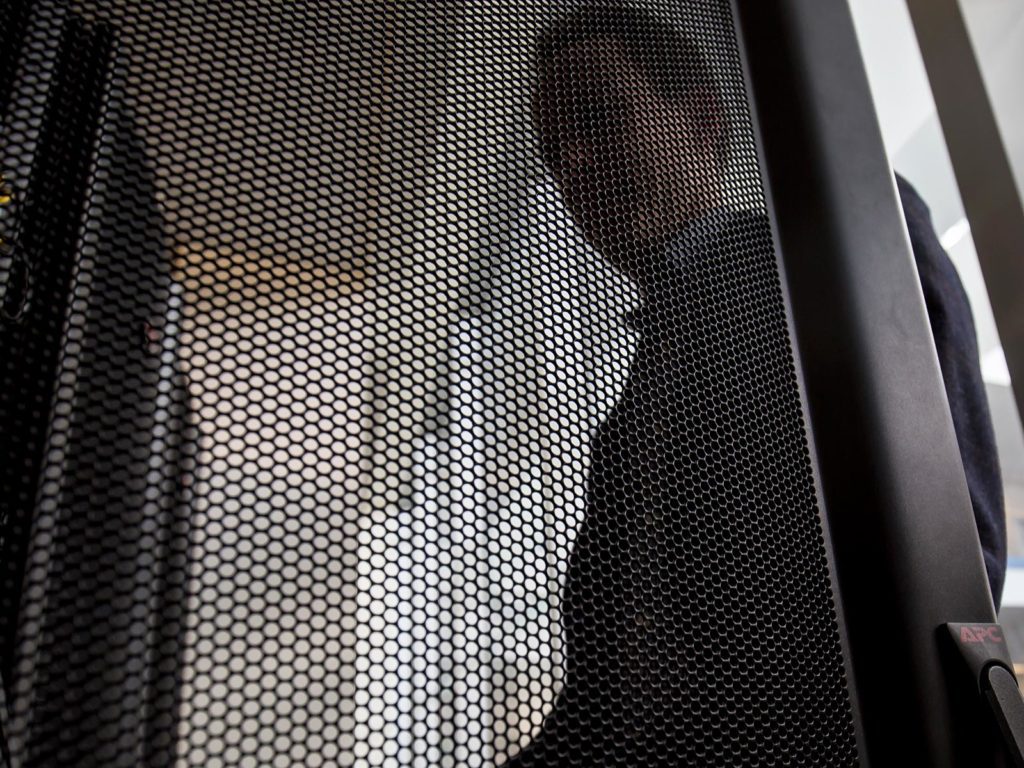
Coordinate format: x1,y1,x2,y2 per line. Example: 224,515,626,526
734,0,1006,764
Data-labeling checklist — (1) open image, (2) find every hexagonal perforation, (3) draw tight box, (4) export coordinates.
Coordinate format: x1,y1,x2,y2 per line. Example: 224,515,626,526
1,2,859,767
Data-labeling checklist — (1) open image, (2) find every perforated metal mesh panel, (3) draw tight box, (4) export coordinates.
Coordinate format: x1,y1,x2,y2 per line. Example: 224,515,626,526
0,1,860,766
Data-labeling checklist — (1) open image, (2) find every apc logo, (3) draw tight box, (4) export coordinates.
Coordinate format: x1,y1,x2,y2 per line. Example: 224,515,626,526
960,626,1003,644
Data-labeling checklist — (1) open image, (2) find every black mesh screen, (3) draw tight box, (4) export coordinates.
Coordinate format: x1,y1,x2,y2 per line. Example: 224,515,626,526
0,1,860,766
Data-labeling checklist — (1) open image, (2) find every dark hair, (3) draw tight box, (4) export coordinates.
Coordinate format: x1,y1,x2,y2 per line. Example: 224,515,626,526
532,3,726,172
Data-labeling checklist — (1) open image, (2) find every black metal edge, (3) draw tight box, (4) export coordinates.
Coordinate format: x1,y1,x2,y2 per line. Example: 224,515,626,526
727,0,870,762
733,0,999,765
0,5,112,677
1,13,122,766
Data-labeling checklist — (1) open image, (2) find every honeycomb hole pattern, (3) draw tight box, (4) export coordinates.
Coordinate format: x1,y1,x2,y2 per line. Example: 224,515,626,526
0,1,859,767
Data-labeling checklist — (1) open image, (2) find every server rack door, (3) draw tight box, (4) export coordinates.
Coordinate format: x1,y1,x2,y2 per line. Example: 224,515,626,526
1,0,967,766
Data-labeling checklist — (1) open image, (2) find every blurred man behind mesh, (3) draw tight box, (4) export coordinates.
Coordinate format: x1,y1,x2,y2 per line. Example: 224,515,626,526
505,3,1005,766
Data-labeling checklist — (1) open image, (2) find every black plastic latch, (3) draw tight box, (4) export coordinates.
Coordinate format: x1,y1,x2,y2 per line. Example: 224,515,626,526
986,665,1024,768
947,623,1024,767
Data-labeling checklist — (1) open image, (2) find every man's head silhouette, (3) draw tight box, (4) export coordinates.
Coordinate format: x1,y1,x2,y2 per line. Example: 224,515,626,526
532,5,726,276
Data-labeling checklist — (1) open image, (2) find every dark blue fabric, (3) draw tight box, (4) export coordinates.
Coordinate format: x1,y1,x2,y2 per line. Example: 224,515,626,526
896,174,1007,608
